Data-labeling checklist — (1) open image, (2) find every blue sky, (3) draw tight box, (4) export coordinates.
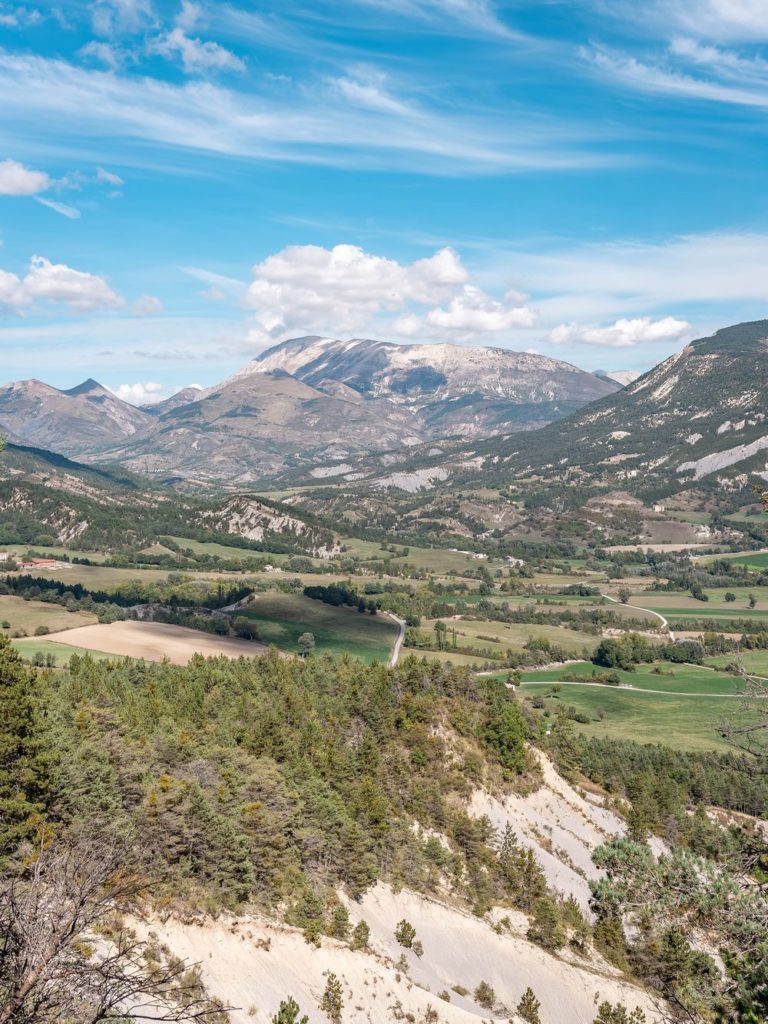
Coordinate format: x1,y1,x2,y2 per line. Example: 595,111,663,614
1,0,768,401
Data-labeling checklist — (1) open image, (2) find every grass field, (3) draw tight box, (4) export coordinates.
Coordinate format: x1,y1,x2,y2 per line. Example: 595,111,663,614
525,685,737,752
706,651,768,676
519,660,743,694
242,592,397,663
632,588,768,612
401,647,494,667
419,617,598,663
0,595,97,636
11,637,123,664
728,552,768,569
0,543,110,563
166,536,327,567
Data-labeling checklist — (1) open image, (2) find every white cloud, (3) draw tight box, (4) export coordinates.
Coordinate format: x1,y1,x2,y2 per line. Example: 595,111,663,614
0,51,618,176
501,231,768,325
0,158,50,196
34,197,81,219
349,0,520,39
643,0,768,40
199,286,227,302
149,3,245,75
0,256,123,312
111,380,165,404
547,316,691,348
586,44,768,109
92,0,154,36
131,293,163,315
395,285,534,337
78,41,131,70
244,243,475,337
96,166,124,186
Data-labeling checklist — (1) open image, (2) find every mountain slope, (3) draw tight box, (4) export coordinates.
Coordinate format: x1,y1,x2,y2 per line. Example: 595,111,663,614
98,369,422,486
323,320,768,499
247,335,618,436
0,378,151,456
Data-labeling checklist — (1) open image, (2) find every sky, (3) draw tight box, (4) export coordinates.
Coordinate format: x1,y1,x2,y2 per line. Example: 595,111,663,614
2,0,768,402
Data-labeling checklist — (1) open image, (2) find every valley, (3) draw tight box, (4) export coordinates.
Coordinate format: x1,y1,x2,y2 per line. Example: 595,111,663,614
3,321,768,1024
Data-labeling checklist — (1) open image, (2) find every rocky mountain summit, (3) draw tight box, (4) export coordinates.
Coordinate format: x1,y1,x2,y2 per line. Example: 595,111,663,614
0,337,619,487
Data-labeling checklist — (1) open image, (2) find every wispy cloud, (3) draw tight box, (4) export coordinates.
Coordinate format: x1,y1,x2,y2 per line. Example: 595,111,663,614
346,0,522,39
34,196,81,219
0,51,621,175
585,43,768,109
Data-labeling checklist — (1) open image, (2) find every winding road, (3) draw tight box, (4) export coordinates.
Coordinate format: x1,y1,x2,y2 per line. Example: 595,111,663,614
602,591,675,641
386,612,407,667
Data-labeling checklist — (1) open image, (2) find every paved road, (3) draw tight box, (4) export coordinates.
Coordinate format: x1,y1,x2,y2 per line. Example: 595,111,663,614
602,592,675,641
386,613,407,667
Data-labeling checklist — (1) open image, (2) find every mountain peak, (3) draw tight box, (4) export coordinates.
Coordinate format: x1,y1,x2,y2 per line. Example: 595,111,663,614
63,378,109,397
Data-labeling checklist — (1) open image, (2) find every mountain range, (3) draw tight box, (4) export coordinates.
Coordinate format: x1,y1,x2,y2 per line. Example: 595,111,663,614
0,337,617,486
2,319,768,551
431,318,768,497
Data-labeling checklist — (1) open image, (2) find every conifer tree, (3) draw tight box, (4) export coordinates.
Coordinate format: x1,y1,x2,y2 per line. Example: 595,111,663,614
0,637,52,861
272,997,309,1024
516,987,541,1024
321,973,343,1023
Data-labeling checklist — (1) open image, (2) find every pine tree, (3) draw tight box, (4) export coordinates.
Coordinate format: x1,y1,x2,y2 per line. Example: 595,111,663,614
0,637,53,860
272,997,309,1024
526,897,565,952
516,987,541,1024
350,919,370,950
330,904,350,940
321,972,343,1023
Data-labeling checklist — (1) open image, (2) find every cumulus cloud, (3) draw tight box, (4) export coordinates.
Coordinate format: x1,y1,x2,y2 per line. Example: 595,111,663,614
0,256,123,313
395,285,535,337
0,158,50,196
244,243,478,338
546,315,691,348
131,293,163,315
111,380,165,404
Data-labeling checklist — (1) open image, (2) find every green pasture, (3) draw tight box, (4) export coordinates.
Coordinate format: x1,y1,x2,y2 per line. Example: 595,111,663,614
242,591,397,663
